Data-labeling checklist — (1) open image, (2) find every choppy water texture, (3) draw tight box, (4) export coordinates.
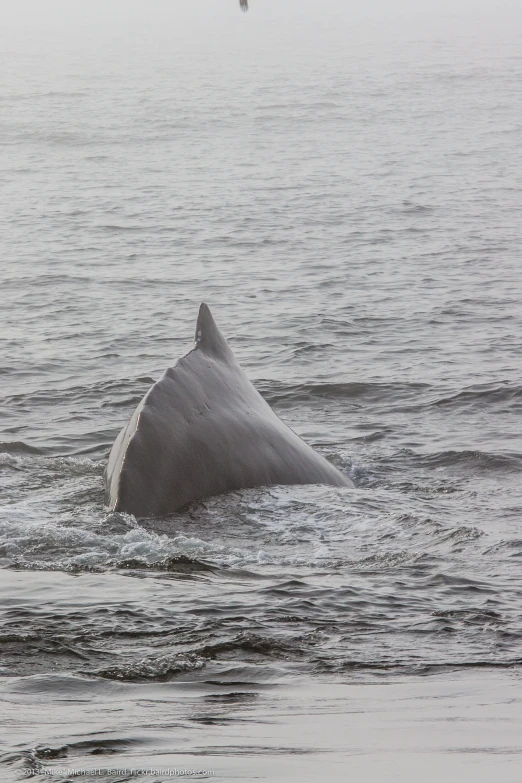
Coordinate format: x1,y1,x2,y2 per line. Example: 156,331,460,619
1,1,522,780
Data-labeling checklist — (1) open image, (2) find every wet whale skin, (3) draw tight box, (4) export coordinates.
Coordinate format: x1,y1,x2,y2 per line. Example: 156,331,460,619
104,304,353,518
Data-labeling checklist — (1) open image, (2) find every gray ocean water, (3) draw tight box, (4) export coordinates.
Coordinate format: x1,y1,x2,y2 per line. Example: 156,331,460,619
1,1,522,780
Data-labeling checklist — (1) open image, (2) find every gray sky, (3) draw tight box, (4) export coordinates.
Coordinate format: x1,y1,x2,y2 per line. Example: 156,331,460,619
3,0,522,34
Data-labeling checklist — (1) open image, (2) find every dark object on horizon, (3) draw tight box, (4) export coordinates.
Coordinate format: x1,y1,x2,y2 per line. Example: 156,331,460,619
105,304,353,518
240,0,248,11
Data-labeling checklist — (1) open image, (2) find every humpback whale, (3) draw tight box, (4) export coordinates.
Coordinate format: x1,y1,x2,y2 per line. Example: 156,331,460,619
105,304,353,518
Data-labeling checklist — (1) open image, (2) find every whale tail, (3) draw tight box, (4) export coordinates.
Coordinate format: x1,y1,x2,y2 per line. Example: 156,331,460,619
105,303,353,517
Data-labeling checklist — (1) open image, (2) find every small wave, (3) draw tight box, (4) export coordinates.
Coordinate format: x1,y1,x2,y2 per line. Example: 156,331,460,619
260,101,340,111
96,652,204,682
483,539,522,557
423,572,493,593
25,737,133,765
387,447,522,473
101,395,144,408
0,673,126,698
100,224,146,232
114,555,215,574
432,608,504,626
431,382,522,410
321,657,522,675
197,632,298,661
25,273,94,286
350,550,434,572
0,90,88,102
259,380,429,405
433,526,483,545
0,452,102,478
419,449,522,472
3,376,151,408
392,200,434,214
0,441,42,455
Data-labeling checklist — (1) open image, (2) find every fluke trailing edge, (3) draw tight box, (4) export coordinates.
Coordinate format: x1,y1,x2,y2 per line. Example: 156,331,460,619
104,304,353,518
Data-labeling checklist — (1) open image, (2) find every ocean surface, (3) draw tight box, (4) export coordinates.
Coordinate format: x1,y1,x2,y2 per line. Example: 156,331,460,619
1,1,522,780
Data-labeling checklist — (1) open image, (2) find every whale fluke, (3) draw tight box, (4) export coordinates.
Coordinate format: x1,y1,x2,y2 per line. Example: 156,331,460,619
105,304,353,518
